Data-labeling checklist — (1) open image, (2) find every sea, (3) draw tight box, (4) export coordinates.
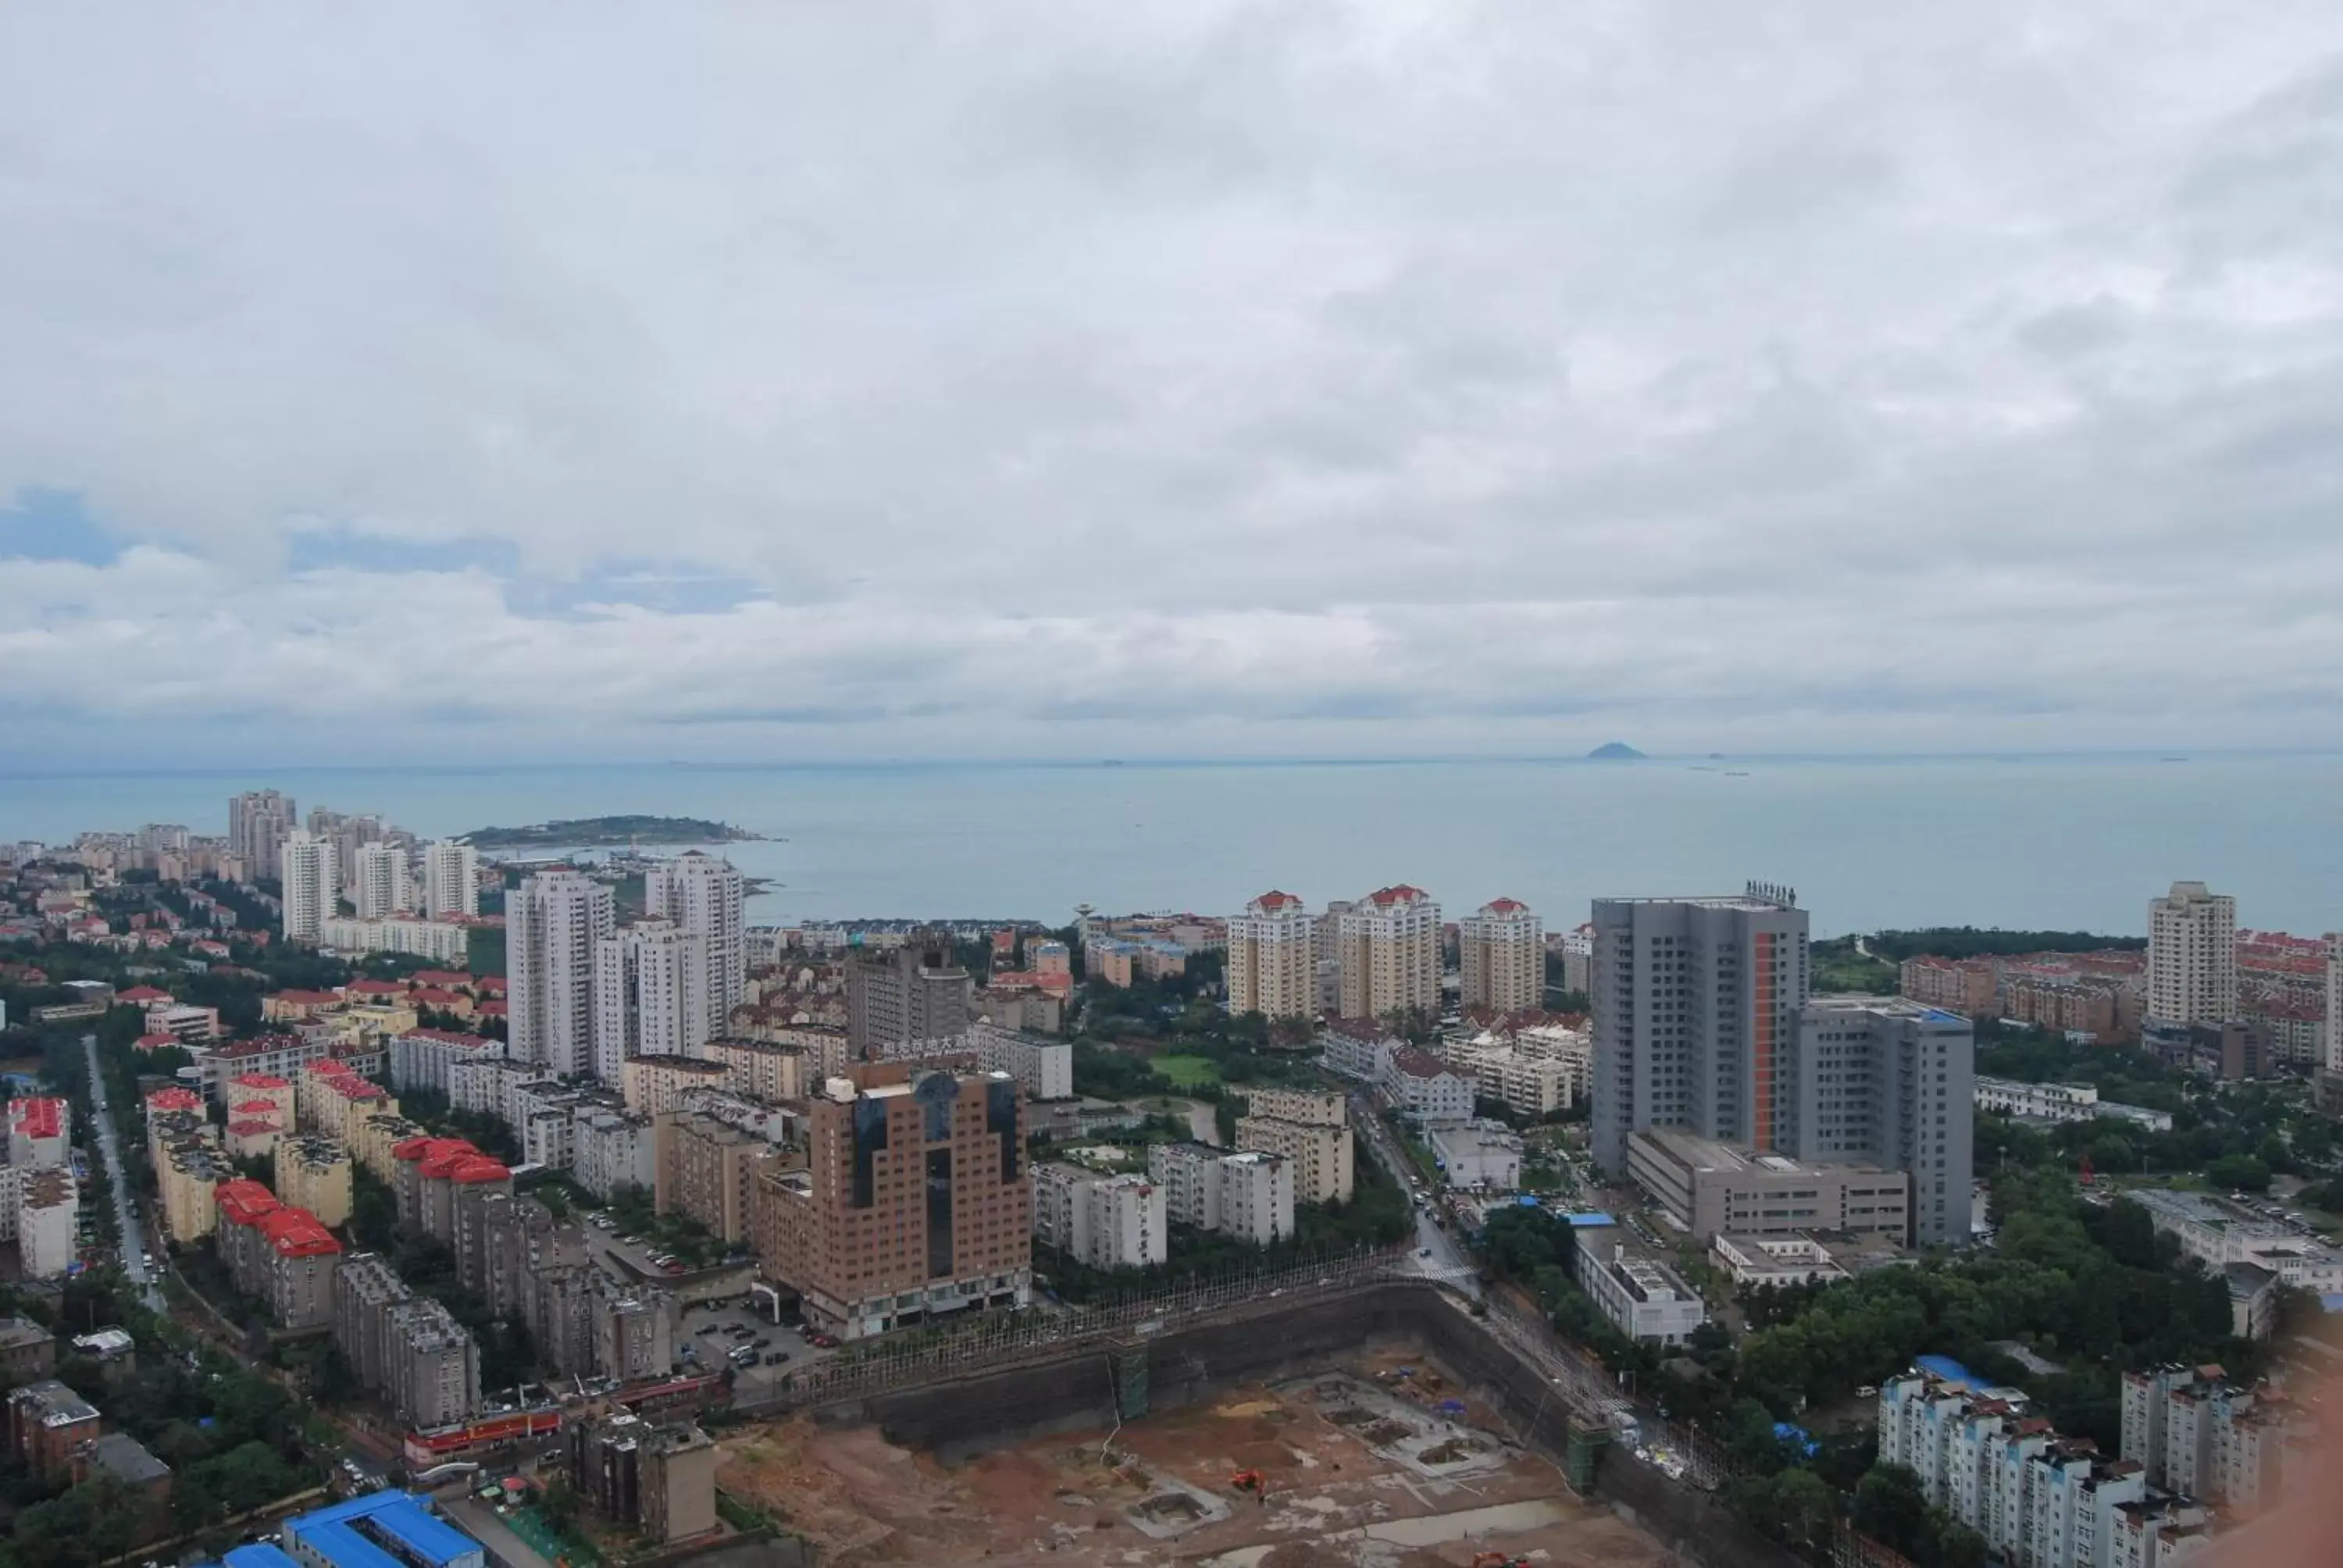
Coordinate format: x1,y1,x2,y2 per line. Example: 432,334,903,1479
2,754,2339,939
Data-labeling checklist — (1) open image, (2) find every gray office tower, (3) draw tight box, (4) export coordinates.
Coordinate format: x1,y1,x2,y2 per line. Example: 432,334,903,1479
845,931,973,1055
1590,888,1811,1176
1793,999,1974,1246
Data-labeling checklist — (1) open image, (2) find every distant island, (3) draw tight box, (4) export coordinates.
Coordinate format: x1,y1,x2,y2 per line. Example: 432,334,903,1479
461,815,765,849
1586,742,1647,760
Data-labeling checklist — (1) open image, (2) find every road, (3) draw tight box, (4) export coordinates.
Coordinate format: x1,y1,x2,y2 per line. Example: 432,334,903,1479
82,1032,164,1312
1343,1088,1481,1299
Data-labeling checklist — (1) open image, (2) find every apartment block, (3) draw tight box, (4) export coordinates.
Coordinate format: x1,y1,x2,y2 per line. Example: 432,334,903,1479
230,790,297,882
622,1056,735,1117
1459,897,1543,1014
569,1414,718,1545
755,1071,1030,1340
1336,885,1442,1022
353,841,413,920
1234,1089,1353,1205
1626,1127,1911,1245
1792,998,1976,1246
872,1023,1073,1102
8,1380,100,1477
1030,1164,1168,1269
572,1107,657,1199
1974,1077,2173,1132
653,1110,775,1244
214,1178,342,1329
1144,1142,1295,1245
277,1135,355,1229
508,870,615,1078
2120,1366,2305,1513
318,915,471,964
844,932,972,1053
699,1036,817,1103
332,1251,481,1431
15,1171,78,1280
1900,956,1998,1015
280,829,339,944
1443,1039,1576,1117
1385,1044,1475,1124
1589,889,1811,1174
2149,882,2237,1028
389,1028,505,1096
2126,1188,2343,1294
645,853,747,1035
422,839,480,919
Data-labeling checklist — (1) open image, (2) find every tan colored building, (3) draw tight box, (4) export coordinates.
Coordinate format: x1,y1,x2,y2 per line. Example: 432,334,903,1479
1336,886,1442,1023
1234,1114,1353,1204
161,1140,233,1242
698,1036,815,1103
276,1135,355,1228
654,1111,774,1244
1225,890,1318,1021
213,1178,343,1329
623,1056,735,1117
296,1062,396,1146
569,1414,717,1544
1898,956,1997,1015
1626,1127,1911,1245
352,1112,428,1181
2149,881,2237,1028
1459,898,1543,1015
755,1070,1030,1339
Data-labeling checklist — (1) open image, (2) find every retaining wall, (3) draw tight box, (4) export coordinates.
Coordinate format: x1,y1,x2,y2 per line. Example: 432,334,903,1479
816,1284,1793,1568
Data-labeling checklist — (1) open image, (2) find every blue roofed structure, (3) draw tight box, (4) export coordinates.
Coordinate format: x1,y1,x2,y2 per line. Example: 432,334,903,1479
282,1490,485,1568
1913,1353,1981,1385
1564,1211,1617,1228
224,1547,304,1568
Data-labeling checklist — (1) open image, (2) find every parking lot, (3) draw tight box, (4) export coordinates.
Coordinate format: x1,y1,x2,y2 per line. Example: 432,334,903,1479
672,1294,839,1390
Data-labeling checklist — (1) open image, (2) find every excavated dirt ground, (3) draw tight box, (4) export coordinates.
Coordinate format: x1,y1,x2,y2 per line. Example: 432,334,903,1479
715,1348,1681,1568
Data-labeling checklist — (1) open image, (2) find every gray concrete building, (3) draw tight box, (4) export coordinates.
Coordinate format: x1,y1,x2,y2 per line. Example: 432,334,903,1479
1589,889,1811,1174
1792,998,1975,1246
1625,1126,1911,1245
845,931,972,1054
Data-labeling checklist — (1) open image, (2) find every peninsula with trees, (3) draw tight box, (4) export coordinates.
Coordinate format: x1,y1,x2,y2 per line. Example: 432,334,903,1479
458,814,764,849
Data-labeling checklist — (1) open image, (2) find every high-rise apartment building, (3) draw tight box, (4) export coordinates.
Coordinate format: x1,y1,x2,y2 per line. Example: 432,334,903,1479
229,789,296,881
2326,935,2343,1075
646,853,745,1033
352,842,413,921
1225,890,1319,1021
2149,882,2237,1028
754,1071,1030,1339
1792,998,1974,1246
509,871,615,1078
280,829,339,944
1335,886,1442,1022
1234,1088,1353,1204
593,921,710,1081
421,839,480,919
845,931,972,1054
1459,897,1543,1014
1589,888,1810,1174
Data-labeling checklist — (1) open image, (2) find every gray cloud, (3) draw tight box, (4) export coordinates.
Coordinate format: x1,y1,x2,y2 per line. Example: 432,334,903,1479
3,2,2343,765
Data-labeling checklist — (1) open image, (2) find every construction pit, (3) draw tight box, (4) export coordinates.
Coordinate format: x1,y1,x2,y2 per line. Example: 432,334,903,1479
716,1349,1681,1568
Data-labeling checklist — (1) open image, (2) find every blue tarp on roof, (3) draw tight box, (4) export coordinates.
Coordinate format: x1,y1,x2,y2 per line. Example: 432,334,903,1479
1774,1422,1821,1457
1915,1354,1981,1384
296,1523,405,1568
1564,1211,1617,1228
286,1490,482,1568
362,1500,481,1567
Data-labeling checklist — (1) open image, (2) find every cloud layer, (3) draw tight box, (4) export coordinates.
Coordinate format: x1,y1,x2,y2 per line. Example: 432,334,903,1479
5,2,2343,762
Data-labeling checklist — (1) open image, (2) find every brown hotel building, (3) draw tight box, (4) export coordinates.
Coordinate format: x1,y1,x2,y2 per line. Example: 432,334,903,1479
756,1068,1030,1339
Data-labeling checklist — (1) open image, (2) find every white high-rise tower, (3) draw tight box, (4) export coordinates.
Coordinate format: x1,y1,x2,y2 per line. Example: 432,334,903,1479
2147,881,2237,1028
592,921,710,1082
353,842,414,921
280,829,339,943
422,840,480,919
645,853,745,1033
508,871,615,1078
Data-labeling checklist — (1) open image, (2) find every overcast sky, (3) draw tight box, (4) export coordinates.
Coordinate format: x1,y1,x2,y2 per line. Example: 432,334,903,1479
5,2,2342,766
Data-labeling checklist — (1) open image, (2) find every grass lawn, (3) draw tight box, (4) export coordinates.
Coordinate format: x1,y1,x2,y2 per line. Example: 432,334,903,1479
1152,1053,1222,1088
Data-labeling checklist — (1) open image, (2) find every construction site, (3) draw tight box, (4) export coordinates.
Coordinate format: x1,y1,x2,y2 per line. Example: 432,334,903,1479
719,1347,1679,1567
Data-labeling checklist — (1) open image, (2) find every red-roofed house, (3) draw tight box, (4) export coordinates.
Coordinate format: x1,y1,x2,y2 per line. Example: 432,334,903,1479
117,985,173,1005
262,989,344,1023
215,1179,341,1329
7,1098,70,1169
345,978,408,1000
134,1033,181,1053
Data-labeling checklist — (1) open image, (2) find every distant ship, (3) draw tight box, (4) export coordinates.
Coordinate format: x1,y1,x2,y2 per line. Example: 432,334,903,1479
1724,769,1751,777
1100,759,1127,767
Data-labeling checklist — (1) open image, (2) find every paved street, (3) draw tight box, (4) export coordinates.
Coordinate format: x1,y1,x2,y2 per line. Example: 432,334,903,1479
82,1032,163,1311
1343,1086,1481,1299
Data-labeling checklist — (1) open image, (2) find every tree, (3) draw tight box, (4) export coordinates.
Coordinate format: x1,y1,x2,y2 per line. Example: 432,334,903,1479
1851,1465,1930,1558
2206,1153,2271,1193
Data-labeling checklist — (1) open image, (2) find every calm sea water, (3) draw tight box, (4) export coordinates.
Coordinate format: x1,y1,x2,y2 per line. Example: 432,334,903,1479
2,755,2338,938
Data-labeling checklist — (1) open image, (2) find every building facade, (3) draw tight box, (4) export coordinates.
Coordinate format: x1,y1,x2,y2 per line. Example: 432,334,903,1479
1225,891,1318,1021
593,921,711,1080
645,853,746,1035
1459,897,1543,1014
1029,1164,1168,1269
280,829,338,944
1792,998,1975,1247
1589,889,1810,1174
1336,886,1442,1023
421,839,480,919
2148,882,2237,1028
844,932,972,1054
508,871,615,1078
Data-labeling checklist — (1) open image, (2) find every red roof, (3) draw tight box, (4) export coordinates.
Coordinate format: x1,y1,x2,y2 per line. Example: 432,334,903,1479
1482,897,1526,913
451,1156,510,1185
145,1088,203,1113
411,970,472,987
391,1136,438,1162
1252,890,1303,910
476,1000,508,1016
271,989,342,1007
1364,884,1429,906
234,1073,292,1090
215,1179,281,1226
134,1033,180,1050
400,1028,494,1049
411,989,467,1006
409,1138,480,1176
11,1099,66,1140
261,1206,341,1257
347,978,405,996
227,1117,282,1137
118,985,173,1003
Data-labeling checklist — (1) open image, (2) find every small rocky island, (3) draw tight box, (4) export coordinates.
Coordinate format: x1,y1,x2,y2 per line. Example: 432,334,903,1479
459,815,763,849
1586,741,1647,760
